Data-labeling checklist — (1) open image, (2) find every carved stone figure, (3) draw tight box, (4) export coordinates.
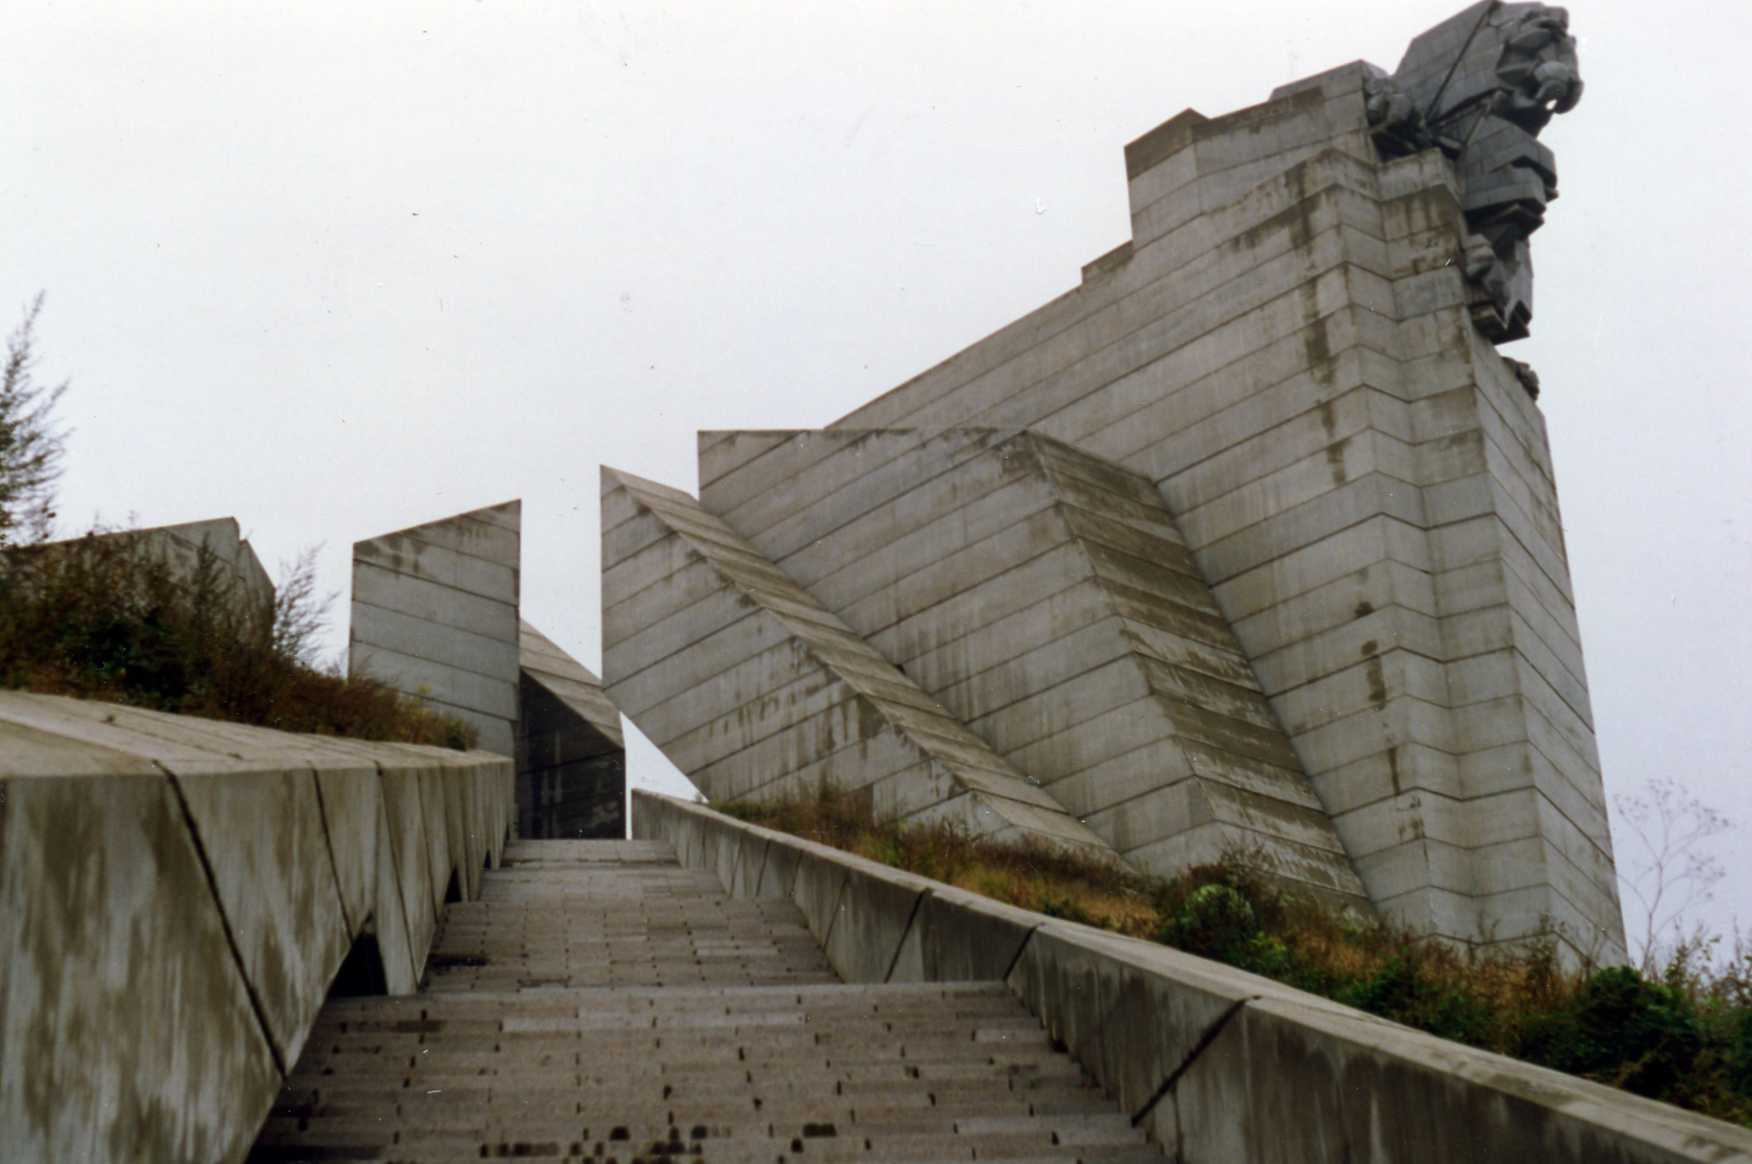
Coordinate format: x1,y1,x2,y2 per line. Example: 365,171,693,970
1369,1,1583,341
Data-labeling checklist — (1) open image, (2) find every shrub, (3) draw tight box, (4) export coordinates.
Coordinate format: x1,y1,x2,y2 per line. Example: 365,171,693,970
1159,883,1258,959
1522,966,1703,1098
724,781,1752,1128
0,528,475,748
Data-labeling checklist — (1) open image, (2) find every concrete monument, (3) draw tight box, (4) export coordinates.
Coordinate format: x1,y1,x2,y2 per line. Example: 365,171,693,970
350,500,523,757
517,620,626,839
604,2,1623,963
351,501,627,839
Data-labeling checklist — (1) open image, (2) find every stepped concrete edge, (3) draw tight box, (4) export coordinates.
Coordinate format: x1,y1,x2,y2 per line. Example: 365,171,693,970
0,692,516,1164
633,790,1752,1163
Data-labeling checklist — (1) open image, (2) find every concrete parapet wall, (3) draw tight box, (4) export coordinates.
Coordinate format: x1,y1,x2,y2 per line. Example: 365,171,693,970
634,791,1751,1164
0,692,514,1164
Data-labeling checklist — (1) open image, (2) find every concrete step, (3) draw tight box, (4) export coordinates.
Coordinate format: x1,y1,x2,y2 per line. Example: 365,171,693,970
249,839,1162,1162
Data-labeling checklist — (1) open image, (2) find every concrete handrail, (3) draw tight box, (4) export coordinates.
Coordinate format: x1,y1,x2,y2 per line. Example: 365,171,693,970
633,790,1752,1163
0,692,515,1164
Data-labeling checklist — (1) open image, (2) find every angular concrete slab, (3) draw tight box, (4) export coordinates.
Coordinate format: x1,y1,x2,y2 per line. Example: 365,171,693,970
32,516,276,624
602,467,1114,857
349,500,522,757
696,427,1367,906
517,620,626,839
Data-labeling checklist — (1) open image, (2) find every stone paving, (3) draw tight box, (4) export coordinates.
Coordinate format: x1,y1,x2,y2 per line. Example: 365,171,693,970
249,839,1163,1163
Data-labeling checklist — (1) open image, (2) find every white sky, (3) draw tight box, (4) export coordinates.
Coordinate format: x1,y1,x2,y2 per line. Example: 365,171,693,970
7,0,1747,953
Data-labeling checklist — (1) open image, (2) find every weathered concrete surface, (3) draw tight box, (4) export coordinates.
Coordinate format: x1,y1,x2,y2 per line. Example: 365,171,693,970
637,791,1752,1164
700,425,1370,908
688,41,1623,960
516,620,626,839
602,466,1115,856
253,839,1160,1161
0,691,514,1164
31,516,275,618
349,499,521,757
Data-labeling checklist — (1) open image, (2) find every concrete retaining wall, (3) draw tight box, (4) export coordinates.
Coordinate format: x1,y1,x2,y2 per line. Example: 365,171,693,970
0,692,514,1164
633,790,1752,1164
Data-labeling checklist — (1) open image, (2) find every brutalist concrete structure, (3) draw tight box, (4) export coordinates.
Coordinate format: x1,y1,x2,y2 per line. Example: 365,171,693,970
0,690,513,1163
135,516,276,613
351,502,628,837
604,466,1112,856
516,620,626,839
693,428,1369,908
605,3,1623,963
349,500,523,758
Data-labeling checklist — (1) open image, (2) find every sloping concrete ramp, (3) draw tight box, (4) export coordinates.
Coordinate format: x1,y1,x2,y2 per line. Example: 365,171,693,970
0,692,513,1164
636,793,1752,1164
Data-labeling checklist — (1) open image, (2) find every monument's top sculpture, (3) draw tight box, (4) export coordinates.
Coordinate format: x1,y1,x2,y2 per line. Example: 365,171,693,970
1367,1,1582,341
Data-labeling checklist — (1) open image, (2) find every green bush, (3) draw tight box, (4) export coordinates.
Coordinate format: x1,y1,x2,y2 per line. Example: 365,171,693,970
1524,966,1703,1098
1730,1010,1752,1094
1159,882,1258,958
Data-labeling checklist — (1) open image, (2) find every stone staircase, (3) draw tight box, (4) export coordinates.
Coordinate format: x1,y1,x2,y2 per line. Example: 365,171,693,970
249,840,1164,1163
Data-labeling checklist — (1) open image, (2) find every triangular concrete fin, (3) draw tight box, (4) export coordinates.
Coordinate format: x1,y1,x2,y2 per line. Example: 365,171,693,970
600,469,1114,858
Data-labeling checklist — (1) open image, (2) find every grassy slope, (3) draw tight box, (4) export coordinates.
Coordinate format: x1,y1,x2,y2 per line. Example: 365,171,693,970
726,785,1752,1128
0,532,477,748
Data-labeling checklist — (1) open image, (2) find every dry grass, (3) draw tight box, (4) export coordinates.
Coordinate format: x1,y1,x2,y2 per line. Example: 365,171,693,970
0,530,476,748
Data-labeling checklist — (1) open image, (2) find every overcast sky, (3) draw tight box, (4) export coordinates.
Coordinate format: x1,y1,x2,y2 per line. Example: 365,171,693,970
7,0,1747,953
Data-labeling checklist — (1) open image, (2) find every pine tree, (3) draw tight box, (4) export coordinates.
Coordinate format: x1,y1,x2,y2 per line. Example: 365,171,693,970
0,293,68,549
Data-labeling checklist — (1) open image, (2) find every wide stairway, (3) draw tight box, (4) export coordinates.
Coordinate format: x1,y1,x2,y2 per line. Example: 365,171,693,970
249,840,1163,1163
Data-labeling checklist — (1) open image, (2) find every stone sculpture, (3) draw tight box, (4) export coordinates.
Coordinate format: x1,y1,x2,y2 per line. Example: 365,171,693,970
1368,1,1582,341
